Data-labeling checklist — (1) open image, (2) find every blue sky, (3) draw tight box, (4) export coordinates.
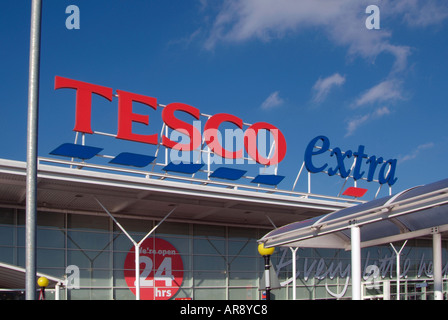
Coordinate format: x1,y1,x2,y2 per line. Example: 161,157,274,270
1,0,448,200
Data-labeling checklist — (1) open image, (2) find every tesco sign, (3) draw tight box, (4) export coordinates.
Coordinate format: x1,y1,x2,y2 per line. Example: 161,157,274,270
54,76,398,187
55,76,287,166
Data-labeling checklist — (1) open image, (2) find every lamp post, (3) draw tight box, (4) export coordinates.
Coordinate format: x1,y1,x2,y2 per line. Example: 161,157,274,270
37,277,49,300
26,0,42,300
258,243,275,300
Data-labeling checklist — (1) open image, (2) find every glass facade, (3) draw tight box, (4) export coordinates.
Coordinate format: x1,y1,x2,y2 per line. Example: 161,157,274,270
0,207,447,300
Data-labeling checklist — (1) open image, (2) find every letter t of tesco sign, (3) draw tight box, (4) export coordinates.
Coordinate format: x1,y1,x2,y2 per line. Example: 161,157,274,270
54,76,287,166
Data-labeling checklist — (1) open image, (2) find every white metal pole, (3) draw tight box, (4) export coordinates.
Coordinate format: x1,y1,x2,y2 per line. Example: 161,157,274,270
290,247,298,300
135,244,140,300
383,280,390,300
307,171,311,194
390,240,407,300
26,0,42,301
55,283,59,300
351,225,361,300
292,162,305,191
433,232,443,300
165,126,169,165
264,262,270,292
396,248,401,300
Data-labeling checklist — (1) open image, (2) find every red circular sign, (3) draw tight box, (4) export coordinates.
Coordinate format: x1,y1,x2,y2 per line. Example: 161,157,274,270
124,238,184,300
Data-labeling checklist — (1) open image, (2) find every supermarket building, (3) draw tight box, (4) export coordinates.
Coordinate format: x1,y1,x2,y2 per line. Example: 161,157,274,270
0,76,447,300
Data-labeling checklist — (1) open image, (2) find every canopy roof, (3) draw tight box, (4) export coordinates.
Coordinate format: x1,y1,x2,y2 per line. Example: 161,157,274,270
260,178,448,250
0,262,63,289
0,158,356,229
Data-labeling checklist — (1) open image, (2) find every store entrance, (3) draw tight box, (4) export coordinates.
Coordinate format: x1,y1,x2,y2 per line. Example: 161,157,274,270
362,279,437,300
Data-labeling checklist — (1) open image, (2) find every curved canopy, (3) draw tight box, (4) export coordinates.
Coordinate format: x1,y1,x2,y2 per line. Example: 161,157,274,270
260,178,448,250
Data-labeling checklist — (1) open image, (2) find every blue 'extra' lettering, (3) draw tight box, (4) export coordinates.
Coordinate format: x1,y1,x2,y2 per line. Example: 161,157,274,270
304,135,397,186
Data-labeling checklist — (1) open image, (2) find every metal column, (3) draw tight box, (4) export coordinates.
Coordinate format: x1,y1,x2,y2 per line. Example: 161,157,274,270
290,247,298,300
351,225,361,300
26,0,42,300
390,240,407,300
433,232,443,300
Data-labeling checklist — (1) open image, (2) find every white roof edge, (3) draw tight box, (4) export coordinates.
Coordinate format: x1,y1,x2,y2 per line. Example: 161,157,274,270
0,262,64,287
0,157,358,211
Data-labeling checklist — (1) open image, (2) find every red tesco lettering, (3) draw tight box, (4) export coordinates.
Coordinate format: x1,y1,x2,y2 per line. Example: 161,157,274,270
55,76,287,165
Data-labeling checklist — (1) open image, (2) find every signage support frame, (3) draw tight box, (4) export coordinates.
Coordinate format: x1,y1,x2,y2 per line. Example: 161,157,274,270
389,240,408,300
95,197,176,300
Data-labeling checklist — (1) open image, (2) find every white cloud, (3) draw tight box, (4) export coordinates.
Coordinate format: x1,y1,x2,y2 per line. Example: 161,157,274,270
345,114,370,138
260,91,284,110
345,106,391,137
346,78,403,136
374,106,391,117
202,0,448,73
204,0,417,72
312,73,346,103
385,0,448,27
200,0,447,135
205,0,350,47
353,79,404,108
399,142,435,163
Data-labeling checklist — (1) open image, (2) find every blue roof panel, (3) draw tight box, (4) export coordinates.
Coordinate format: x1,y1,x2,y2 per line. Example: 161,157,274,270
251,175,285,186
50,143,103,160
162,162,204,174
210,167,247,180
109,153,156,167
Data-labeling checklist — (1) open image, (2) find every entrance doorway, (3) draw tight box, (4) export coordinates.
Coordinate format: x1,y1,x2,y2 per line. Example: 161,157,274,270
362,279,441,300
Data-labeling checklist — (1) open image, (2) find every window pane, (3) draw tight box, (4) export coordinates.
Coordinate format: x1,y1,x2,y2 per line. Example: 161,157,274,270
228,227,258,240
67,231,111,250
37,248,64,268
0,247,14,264
228,240,256,256
229,271,258,286
37,211,64,228
114,288,135,300
194,225,225,238
193,271,226,287
156,221,190,236
38,228,65,248
194,255,225,271
68,215,109,231
67,249,111,269
68,288,111,300
228,287,258,300
194,288,226,300
0,208,14,225
0,226,14,246
229,256,257,271
194,238,224,255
